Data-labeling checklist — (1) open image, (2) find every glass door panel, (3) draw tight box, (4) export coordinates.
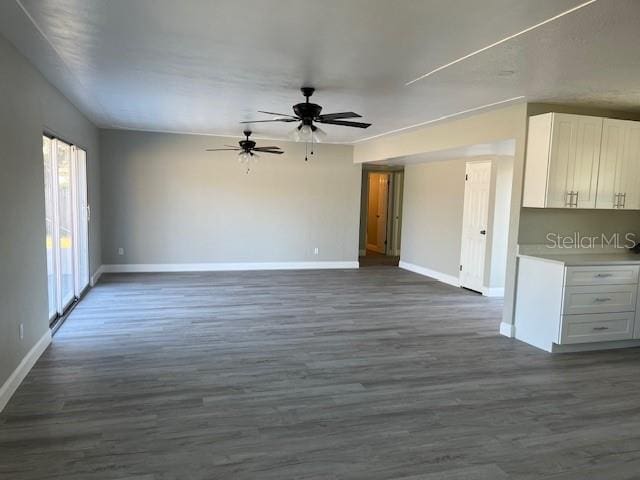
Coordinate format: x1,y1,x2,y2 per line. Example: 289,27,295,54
43,137,57,320
56,140,75,309
74,148,89,293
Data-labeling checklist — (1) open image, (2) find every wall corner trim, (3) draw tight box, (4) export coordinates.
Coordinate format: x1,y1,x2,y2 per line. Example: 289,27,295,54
90,265,105,286
499,322,515,338
0,329,52,413
102,261,360,273
399,261,461,287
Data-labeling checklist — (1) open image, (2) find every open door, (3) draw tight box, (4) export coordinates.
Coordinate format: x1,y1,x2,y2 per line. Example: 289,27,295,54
459,161,491,293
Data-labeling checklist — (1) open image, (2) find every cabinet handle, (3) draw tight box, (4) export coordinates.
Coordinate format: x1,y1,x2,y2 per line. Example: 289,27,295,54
592,326,610,331
594,273,613,278
566,191,578,207
593,297,612,302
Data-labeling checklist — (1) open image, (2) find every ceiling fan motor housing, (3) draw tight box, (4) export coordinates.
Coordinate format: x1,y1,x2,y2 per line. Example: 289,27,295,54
293,102,322,124
239,139,256,152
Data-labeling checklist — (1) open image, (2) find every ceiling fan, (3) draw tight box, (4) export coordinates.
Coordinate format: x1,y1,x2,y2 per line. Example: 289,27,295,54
241,87,371,143
206,130,283,173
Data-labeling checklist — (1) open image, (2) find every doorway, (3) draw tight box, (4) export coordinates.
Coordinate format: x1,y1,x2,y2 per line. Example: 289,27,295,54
367,172,389,254
359,168,404,267
43,135,90,326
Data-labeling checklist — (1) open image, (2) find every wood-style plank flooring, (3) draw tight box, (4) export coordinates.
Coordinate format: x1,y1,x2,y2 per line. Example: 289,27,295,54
2,267,640,479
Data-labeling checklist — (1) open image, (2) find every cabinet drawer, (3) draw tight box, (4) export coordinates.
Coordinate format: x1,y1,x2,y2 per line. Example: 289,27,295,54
565,265,639,286
559,312,635,344
562,285,637,315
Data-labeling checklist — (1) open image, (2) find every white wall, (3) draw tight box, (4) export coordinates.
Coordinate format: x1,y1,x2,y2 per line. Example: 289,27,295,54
0,34,101,392
485,157,513,290
100,129,361,266
400,158,467,279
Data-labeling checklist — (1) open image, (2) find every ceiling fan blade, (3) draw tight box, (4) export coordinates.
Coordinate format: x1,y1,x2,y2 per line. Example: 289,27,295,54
253,146,281,150
254,149,284,155
317,119,371,128
206,148,240,151
254,147,284,153
316,112,362,121
258,111,299,119
240,118,298,123
224,144,239,148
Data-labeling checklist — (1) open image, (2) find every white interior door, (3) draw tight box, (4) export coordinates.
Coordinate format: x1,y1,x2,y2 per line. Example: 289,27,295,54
460,161,491,293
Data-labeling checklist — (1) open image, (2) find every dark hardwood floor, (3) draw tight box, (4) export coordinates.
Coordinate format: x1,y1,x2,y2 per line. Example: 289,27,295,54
2,267,640,479
358,250,400,267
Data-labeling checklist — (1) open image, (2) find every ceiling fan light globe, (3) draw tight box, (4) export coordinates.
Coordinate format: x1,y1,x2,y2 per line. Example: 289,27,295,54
238,151,251,164
299,124,313,142
288,127,301,142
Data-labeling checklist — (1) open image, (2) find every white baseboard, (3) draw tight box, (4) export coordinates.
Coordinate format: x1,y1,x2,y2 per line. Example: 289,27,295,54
0,329,51,413
499,322,515,338
102,261,359,273
90,265,104,286
399,261,461,288
483,287,505,297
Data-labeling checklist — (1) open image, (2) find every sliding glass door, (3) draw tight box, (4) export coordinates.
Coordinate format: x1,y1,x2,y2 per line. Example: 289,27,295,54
43,136,89,324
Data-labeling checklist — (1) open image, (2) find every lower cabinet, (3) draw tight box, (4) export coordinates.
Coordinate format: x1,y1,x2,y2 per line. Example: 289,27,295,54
514,258,640,352
559,312,635,344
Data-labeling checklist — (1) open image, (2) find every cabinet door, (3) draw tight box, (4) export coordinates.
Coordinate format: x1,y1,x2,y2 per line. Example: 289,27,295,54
596,119,625,209
547,114,602,208
618,121,640,210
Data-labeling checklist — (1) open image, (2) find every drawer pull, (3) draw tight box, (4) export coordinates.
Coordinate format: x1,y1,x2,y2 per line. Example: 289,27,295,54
593,297,612,302
592,326,610,331
594,273,613,278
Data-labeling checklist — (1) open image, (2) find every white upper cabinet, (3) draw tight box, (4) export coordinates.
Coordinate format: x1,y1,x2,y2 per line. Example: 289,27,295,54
596,119,640,210
523,113,603,209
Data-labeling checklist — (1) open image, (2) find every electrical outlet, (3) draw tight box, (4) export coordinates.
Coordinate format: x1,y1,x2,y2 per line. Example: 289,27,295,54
118,247,124,255
314,247,319,255
19,323,24,340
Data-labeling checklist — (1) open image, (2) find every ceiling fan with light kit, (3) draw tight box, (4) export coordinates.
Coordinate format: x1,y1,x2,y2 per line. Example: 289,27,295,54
242,87,372,160
206,130,283,173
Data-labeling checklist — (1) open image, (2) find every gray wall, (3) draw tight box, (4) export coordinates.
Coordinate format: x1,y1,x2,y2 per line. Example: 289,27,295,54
400,159,467,278
0,35,101,388
100,129,361,265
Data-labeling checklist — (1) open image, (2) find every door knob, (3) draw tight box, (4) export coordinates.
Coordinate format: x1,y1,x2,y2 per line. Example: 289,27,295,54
480,230,486,235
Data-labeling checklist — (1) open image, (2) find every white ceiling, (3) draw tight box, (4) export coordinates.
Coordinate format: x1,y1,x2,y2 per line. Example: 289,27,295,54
1,0,639,143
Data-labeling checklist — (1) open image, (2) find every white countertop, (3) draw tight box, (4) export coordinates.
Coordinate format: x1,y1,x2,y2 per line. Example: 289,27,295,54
519,251,640,266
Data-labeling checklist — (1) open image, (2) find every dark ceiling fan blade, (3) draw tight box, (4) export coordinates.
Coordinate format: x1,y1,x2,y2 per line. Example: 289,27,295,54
317,119,372,128
206,148,240,151
254,147,283,152
240,118,298,123
258,111,299,119
316,112,362,121
253,146,281,150
253,149,284,154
